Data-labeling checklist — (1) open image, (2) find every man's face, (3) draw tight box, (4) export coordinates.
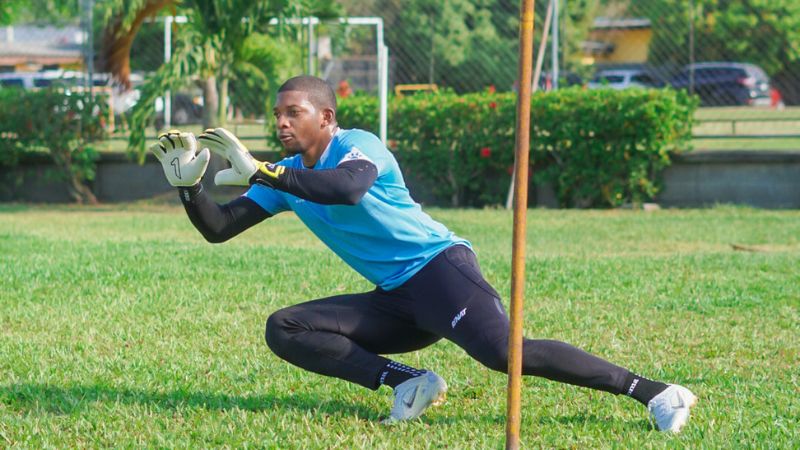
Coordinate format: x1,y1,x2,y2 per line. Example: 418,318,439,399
272,90,325,154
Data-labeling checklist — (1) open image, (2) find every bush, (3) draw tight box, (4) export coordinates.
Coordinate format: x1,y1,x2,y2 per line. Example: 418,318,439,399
337,88,697,207
0,88,107,204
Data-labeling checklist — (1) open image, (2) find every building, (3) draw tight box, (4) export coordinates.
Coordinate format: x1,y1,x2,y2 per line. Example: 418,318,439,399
0,25,84,73
582,17,652,66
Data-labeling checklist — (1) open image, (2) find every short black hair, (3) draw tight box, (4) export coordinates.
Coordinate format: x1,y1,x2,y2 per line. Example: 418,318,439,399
278,75,337,112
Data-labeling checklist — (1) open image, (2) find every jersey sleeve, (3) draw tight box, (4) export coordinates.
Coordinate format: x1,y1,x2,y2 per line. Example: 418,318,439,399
243,183,290,215
334,130,390,174
243,155,298,214
244,171,291,216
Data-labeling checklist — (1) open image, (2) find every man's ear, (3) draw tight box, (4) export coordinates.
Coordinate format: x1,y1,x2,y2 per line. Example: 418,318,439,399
321,108,336,128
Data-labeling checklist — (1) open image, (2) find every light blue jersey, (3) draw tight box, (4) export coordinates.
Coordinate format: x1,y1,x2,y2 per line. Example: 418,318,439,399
245,128,470,290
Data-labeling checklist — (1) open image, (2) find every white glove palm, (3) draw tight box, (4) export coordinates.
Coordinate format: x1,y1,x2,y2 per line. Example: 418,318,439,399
198,127,261,186
150,131,210,187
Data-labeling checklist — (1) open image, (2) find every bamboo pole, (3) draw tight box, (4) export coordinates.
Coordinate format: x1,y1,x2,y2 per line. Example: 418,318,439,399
506,1,535,449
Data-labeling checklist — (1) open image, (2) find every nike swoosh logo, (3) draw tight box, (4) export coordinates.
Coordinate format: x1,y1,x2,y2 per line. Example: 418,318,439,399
672,393,686,408
403,386,419,408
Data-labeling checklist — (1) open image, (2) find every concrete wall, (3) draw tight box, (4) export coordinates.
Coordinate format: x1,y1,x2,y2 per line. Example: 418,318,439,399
658,151,800,208
2,150,799,208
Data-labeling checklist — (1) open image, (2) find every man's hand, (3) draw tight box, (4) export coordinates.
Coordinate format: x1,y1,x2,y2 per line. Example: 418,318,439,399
198,127,284,186
150,130,210,187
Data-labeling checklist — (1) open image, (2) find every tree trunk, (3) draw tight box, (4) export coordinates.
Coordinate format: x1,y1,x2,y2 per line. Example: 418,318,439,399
201,75,226,187
101,0,176,88
67,173,98,204
218,75,229,127
61,159,98,204
202,76,219,130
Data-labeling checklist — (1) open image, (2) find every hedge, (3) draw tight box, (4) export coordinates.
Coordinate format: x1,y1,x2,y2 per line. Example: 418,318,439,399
0,88,107,204
337,88,697,207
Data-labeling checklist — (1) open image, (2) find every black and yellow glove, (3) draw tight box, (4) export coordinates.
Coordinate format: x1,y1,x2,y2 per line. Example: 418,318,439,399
198,127,284,187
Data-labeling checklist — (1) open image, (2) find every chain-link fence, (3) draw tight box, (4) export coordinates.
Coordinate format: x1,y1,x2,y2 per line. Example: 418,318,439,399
2,1,799,148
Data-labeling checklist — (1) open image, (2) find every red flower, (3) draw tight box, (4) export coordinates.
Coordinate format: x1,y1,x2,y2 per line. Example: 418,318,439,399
480,147,491,158
387,139,398,149
487,85,496,94
506,165,514,175
489,101,497,109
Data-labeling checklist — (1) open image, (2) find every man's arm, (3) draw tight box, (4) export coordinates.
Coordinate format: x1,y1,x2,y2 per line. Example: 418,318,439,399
252,159,378,205
149,130,270,243
198,128,378,206
178,184,270,243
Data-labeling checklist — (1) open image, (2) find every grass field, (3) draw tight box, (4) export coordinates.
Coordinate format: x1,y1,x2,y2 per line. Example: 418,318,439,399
1,204,798,448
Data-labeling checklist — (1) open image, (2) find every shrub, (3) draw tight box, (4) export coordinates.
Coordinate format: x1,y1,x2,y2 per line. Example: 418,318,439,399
337,88,697,207
0,88,107,204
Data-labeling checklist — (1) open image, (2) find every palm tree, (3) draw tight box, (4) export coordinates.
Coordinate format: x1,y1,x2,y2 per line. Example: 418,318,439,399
98,0,339,157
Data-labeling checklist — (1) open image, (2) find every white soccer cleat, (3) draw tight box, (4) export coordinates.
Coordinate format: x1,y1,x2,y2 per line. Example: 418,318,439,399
383,371,448,424
647,384,697,433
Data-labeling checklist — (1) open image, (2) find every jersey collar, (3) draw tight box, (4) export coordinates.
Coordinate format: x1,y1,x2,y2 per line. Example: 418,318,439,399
315,127,341,169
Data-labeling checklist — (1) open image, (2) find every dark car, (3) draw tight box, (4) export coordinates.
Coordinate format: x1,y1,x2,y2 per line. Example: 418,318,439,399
155,93,203,129
670,62,772,106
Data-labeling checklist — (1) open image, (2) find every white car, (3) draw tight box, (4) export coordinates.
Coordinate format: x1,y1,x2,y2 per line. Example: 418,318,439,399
0,71,142,117
588,69,665,90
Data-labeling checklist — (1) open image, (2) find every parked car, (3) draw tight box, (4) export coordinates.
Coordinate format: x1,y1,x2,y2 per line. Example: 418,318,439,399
670,62,772,106
588,69,666,90
0,70,79,89
154,92,204,129
0,71,143,117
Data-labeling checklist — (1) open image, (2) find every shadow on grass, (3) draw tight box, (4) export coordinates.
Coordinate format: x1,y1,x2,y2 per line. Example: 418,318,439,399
0,383,378,419
537,414,653,431
0,383,655,430
0,204,35,213
427,412,651,431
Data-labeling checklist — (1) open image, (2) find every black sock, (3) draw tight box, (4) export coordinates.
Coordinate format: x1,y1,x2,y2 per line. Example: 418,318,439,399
622,372,669,406
376,361,425,388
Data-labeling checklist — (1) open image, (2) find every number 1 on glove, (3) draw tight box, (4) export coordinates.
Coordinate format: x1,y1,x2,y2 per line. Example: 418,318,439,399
150,130,210,187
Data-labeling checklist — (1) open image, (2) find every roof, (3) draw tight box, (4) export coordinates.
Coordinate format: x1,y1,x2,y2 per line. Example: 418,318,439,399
0,25,83,65
593,17,652,30
582,40,615,54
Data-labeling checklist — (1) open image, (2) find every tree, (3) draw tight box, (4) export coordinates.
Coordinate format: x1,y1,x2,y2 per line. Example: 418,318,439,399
339,0,600,93
98,0,340,157
1,0,80,25
621,0,800,104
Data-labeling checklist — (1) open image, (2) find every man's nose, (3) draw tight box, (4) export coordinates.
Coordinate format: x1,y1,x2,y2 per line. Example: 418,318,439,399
276,115,290,128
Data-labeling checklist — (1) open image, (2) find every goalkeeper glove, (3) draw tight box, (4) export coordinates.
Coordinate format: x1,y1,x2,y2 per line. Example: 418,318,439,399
198,127,284,187
150,130,210,187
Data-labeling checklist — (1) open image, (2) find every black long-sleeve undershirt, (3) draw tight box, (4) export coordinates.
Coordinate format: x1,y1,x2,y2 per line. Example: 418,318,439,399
179,159,378,243
178,184,270,243
252,159,378,205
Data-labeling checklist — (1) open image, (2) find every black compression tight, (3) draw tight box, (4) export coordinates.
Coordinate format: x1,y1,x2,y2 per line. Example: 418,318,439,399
265,245,631,393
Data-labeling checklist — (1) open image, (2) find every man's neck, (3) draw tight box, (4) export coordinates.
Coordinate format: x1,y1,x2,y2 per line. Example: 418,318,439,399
301,126,339,168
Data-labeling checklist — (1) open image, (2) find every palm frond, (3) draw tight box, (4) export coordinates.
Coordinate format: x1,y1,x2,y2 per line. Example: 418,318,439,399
127,41,204,159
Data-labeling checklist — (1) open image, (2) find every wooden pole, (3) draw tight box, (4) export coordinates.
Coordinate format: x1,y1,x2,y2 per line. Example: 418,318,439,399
505,0,553,210
506,1,534,449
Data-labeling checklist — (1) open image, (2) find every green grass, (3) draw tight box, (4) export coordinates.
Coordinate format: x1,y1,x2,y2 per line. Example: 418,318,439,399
694,106,800,121
1,204,798,448
692,107,800,151
98,123,274,153
690,137,800,151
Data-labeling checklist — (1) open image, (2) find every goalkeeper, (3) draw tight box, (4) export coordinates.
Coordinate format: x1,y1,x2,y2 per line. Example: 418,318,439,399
151,75,696,431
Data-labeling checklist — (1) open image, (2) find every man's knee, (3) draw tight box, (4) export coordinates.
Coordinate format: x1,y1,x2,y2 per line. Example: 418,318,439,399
469,339,509,373
264,308,297,358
